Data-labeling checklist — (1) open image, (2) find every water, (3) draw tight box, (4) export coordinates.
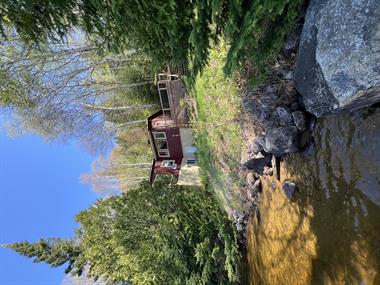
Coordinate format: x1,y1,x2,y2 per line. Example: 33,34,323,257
246,106,380,285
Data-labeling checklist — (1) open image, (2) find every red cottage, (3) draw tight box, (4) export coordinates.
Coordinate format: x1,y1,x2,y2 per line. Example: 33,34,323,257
147,73,201,186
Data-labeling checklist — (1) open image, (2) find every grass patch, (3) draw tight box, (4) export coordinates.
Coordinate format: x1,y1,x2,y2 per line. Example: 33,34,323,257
187,44,244,212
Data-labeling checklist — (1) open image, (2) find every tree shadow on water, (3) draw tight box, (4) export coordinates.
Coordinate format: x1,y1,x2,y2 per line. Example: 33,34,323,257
283,142,380,285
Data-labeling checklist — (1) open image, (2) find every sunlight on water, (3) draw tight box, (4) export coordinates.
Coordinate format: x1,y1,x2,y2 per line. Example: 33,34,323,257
247,177,317,285
247,107,380,285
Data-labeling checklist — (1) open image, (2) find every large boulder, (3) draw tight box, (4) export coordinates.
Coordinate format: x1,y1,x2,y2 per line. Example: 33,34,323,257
243,150,272,175
264,126,300,155
295,0,380,117
282,181,297,199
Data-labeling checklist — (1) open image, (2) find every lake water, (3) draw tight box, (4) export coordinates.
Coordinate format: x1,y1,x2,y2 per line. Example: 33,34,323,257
246,106,380,284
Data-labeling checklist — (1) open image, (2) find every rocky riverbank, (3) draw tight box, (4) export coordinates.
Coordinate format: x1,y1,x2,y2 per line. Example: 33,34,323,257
233,0,380,241
232,26,311,239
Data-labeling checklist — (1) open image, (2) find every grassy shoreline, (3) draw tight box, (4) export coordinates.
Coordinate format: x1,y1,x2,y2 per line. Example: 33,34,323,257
186,44,246,214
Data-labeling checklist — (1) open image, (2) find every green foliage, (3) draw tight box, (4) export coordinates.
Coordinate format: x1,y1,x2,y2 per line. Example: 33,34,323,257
223,0,303,76
5,238,83,274
0,0,303,77
79,0,195,71
0,0,78,44
6,177,241,284
77,177,241,284
0,70,35,109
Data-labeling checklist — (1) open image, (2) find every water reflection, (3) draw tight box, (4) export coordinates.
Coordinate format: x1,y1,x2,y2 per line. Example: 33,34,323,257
247,107,380,285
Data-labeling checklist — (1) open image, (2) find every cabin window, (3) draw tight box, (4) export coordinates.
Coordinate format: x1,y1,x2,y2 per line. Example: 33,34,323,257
158,83,167,89
158,150,170,157
158,81,171,116
159,89,170,109
161,160,176,168
153,132,166,139
153,132,170,158
158,74,169,81
187,159,196,165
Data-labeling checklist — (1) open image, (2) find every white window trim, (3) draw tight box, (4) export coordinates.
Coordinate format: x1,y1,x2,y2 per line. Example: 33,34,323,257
157,81,172,116
158,150,170,158
152,132,170,158
153,131,166,139
161,160,176,168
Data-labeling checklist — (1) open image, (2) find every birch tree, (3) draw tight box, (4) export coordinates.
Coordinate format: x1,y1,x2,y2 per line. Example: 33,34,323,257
0,34,158,153
81,127,153,194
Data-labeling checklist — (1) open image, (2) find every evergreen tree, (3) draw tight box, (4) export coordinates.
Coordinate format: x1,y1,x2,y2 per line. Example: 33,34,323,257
0,0,78,44
0,0,303,76
4,238,83,274
5,177,241,284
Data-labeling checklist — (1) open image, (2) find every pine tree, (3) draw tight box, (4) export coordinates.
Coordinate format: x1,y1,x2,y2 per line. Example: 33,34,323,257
0,0,78,43
4,238,83,274
4,177,241,284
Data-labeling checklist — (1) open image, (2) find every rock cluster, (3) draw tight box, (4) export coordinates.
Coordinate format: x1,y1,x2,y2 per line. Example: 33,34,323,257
236,23,314,237
232,172,262,237
242,67,316,168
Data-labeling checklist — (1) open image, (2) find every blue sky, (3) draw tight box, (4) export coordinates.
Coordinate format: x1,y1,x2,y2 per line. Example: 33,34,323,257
0,132,100,285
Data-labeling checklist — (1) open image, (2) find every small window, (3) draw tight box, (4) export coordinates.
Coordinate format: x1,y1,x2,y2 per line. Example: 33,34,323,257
161,160,176,168
158,82,167,89
153,132,166,139
158,74,168,81
159,89,170,109
158,150,170,157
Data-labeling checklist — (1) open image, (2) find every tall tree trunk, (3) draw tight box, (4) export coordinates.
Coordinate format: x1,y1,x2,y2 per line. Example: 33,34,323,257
116,120,146,128
119,163,151,167
82,103,157,111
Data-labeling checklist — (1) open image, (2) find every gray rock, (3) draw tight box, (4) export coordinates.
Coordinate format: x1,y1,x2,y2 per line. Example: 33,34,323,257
290,102,300,111
236,222,244,232
252,179,262,193
295,0,380,117
307,116,317,131
300,131,311,148
244,99,276,129
264,126,300,155
243,150,272,175
271,155,280,180
276,106,293,125
263,166,273,176
282,181,297,199
292,111,307,131
246,172,256,187
249,137,264,154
